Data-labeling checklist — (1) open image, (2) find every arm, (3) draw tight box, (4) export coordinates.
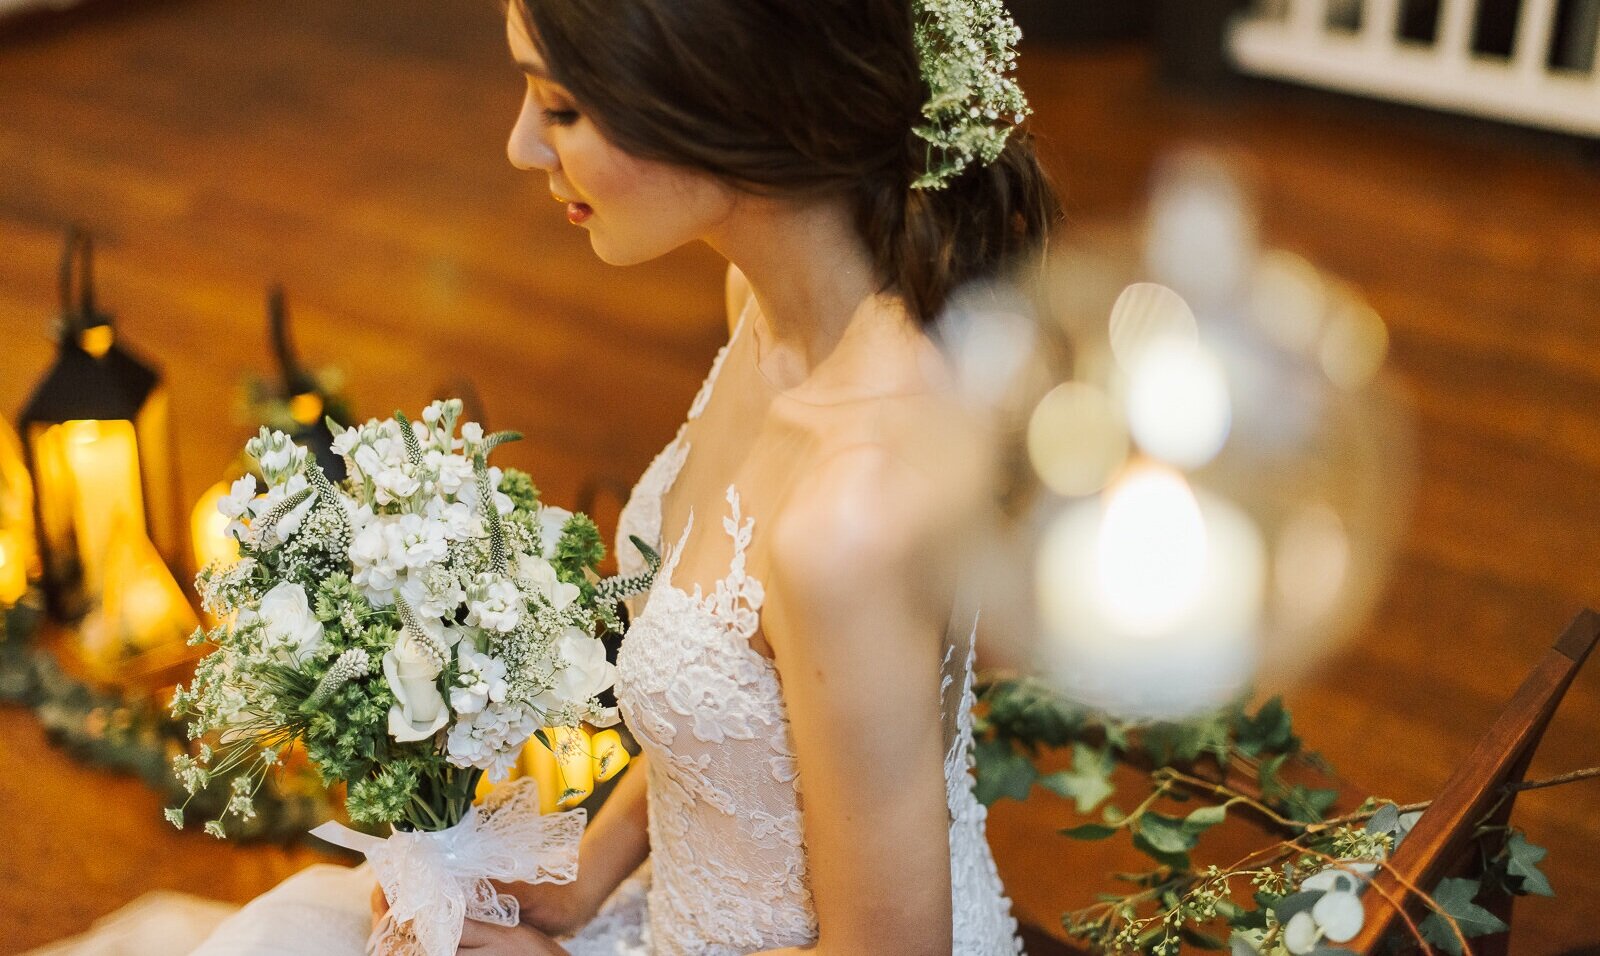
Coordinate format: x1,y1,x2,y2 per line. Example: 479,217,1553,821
753,447,958,956
492,750,651,935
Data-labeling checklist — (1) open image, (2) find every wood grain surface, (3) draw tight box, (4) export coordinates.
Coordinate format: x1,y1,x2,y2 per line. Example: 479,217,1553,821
1,1,1597,952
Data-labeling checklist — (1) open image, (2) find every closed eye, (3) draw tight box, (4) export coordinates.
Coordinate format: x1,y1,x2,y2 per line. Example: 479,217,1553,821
543,109,580,127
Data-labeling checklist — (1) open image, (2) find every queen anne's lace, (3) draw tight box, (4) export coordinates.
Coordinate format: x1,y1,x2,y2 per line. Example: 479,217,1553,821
911,0,1032,190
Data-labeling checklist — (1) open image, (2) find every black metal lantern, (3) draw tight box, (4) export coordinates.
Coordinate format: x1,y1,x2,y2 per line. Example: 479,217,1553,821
189,285,352,578
265,284,347,481
19,229,181,621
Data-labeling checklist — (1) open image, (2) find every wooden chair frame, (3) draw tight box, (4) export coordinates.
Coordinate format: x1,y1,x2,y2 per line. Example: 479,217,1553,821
1349,608,1599,954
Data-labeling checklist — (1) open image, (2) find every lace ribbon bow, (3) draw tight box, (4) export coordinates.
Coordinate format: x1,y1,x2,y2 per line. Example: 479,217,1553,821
310,778,586,956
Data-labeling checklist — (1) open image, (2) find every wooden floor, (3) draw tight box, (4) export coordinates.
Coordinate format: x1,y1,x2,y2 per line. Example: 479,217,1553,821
1,1,1598,952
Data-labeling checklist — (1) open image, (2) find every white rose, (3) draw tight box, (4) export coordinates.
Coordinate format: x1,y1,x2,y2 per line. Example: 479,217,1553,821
383,634,449,742
537,506,572,559
534,627,614,709
257,582,325,663
514,553,579,613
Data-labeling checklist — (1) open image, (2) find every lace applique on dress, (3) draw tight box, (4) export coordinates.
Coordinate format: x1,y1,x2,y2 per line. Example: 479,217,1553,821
613,486,816,955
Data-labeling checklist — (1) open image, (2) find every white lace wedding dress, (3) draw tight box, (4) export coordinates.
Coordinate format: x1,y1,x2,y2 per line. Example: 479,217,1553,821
38,300,1025,956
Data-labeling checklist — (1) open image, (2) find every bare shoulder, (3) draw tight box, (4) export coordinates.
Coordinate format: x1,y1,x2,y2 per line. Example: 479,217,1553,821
724,263,752,335
768,444,946,618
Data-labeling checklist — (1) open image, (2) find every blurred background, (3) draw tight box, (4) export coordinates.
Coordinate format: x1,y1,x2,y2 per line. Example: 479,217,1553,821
0,0,1597,952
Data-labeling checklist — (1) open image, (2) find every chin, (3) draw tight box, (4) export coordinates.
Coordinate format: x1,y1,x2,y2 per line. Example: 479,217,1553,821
589,231,690,267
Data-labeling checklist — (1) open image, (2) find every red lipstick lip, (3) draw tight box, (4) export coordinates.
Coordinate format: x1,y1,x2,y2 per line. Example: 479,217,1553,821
566,201,593,225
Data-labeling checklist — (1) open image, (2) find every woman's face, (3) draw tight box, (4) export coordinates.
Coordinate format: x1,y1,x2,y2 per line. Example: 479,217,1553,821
505,6,737,266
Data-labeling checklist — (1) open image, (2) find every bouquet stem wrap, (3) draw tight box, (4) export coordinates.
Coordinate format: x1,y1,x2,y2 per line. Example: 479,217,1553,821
310,778,586,956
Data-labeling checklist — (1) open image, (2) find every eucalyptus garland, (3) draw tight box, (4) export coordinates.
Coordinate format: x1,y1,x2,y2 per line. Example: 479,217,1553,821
974,676,1565,955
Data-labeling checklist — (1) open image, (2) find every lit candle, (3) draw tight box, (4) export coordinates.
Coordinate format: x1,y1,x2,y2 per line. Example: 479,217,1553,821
0,531,27,605
31,419,145,601
190,480,242,573
1036,463,1265,720
82,521,198,661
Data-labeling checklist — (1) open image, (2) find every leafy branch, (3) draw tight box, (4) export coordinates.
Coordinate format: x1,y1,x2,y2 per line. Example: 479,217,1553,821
972,676,1578,955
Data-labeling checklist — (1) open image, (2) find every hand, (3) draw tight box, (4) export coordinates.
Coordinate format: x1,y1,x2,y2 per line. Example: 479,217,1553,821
458,918,572,954
490,877,596,938
370,881,388,934
372,883,573,955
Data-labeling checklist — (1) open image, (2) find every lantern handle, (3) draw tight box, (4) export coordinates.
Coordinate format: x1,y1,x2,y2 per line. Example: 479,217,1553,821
267,284,315,396
57,227,108,338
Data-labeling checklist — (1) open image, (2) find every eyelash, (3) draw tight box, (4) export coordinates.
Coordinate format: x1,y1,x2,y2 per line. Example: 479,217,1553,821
542,109,579,127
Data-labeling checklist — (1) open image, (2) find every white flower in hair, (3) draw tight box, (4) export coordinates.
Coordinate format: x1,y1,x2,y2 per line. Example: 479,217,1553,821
911,0,1031,190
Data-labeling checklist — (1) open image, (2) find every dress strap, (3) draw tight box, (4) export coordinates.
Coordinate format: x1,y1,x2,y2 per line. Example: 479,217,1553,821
687,294,757,421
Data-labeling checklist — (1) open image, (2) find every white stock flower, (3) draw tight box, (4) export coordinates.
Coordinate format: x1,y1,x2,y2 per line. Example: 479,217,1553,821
424,498,482,541
372,465,421,505
399,573,465,624
246,428,306,486
537,506,571,559
466,574,523,633
427,450,475,498
446,702,536,781
350,518,403,601
514,552,579,613
383,632,449,743
392,513,449,570
256,582,326,663
451,643,508,715
218,474,258,542
272,474,316,540
351,444,385,481
330,427,360,458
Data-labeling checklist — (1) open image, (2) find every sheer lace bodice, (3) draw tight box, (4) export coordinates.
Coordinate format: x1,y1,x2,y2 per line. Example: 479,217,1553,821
175,298,1024,956
591,300,1024,955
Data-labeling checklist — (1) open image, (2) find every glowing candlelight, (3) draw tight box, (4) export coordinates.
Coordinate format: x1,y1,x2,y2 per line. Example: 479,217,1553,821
1038,463,1265,719
30,419,145,601
191,480,242,574
0,531,28,605
81,520,198,662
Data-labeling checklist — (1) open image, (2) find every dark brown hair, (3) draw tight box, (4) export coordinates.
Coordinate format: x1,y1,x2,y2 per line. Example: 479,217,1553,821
514,0,1062,325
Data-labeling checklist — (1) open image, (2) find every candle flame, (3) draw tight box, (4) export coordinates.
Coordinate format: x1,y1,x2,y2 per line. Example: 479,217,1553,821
1093,464,1208,636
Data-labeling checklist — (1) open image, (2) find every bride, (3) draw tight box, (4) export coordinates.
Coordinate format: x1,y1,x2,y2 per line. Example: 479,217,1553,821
188,0,1062,953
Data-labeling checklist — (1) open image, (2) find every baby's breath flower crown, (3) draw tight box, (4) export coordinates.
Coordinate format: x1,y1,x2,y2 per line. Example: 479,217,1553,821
911,0,1031,191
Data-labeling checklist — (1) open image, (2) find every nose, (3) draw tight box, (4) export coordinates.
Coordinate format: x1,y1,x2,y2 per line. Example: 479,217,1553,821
507,89,559,172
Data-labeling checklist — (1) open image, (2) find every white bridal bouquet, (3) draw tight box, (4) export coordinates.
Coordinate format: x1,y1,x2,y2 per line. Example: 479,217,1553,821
167,399,657,956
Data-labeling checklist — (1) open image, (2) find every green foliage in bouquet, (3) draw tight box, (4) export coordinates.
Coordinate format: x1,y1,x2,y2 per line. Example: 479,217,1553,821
973,677,1562,955
168,399,658,838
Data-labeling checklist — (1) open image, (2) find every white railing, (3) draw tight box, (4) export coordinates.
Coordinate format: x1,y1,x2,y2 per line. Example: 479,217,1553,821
1229,0,1600,136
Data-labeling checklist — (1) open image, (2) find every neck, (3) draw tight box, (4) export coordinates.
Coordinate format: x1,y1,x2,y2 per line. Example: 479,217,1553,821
705,195,885,385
